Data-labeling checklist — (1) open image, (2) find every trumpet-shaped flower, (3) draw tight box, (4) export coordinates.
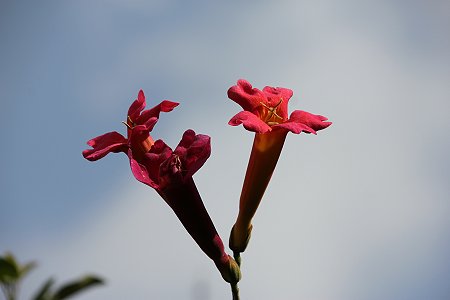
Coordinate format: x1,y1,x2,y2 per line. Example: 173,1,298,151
83,91,240,284
227,79,332,255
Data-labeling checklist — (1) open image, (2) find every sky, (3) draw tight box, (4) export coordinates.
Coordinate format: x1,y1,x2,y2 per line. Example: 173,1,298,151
1,0,450,299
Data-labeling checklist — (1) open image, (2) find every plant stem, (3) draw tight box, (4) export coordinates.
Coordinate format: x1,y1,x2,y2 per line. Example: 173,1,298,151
231,282,240,300
233,251,241,267
1,283,16,300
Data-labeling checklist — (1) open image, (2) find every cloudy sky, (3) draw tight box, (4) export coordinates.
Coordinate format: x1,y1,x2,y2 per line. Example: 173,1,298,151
1,1,450,299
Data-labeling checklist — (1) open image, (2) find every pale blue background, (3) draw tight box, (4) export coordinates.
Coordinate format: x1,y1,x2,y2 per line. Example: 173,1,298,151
1,1,450,299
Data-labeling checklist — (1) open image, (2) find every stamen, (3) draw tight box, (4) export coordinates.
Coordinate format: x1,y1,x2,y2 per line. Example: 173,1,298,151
274,98,283,108
127,116,134,124
170,155,184,173
174,155,182,169
267,121,280,126
259,102,271,110
122,121,132,129
259,98,283,121
122,116,135,129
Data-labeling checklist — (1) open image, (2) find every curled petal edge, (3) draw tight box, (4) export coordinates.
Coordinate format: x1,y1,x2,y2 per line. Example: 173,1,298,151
82,131,128,161
128,117,158,146
128,89,147,121
262,86,293,103
136,100,179,124
144,140,173,189
174,129,211,179
227,79,266,112
288,110,332,132
272,121,317,134
228,111,271,134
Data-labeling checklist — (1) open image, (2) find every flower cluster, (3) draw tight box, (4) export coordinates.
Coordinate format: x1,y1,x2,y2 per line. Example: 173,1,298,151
83,80,331,298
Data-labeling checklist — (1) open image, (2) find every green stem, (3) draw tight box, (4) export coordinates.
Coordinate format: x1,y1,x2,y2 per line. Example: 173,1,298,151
231,282,240,300
1,283,16,300
233,251,241,267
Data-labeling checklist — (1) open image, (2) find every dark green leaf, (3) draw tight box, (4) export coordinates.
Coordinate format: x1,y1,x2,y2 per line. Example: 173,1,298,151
0,252,36,283
2,253,19,269
53,275,104,300
32,278,55,300
0,256,19,283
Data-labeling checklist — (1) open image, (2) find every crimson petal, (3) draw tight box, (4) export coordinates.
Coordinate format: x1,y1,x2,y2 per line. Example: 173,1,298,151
127,90,146,122
82,131,128,161
143,140,173,189
128,149,159,189
136,100,179,125
173,130,211,180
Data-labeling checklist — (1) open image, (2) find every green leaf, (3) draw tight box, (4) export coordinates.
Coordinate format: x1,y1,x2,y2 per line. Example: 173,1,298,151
53,275,104,300
2,253,19,269
19,261,37,279
0,252,36,283
32,278,55,300
0,256,19,283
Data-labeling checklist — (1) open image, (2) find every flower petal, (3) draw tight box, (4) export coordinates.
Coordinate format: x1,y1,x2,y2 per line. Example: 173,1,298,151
131,118,158,140
288,110,332,132
273,121,317,134
262,86,293,102
227,79,266,112
82,131,128,161
143,139,173,189
136,100,179,125
262,86,293,120
229,111,272,133
128,149,159,189
127,117,157,150
128,90,146,121
174,129,211,179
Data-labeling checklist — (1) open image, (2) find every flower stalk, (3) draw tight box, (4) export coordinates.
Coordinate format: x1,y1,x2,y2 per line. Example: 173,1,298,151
231,282,240,300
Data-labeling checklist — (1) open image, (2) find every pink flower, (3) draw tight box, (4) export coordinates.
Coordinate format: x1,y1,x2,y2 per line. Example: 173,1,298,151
82,91,239,283
227,79,332,255
228,79,331,134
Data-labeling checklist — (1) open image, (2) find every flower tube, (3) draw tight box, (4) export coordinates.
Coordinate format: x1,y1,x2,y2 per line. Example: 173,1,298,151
227,79,332,260
83,90,240,284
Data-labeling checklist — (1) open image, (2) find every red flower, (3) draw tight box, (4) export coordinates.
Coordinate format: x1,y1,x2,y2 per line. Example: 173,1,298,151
227,79,332,255
148,130,239,283
82,89,178,189
82,91,240,284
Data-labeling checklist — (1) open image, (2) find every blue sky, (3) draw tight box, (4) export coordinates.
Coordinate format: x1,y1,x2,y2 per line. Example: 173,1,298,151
1,1,450,299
